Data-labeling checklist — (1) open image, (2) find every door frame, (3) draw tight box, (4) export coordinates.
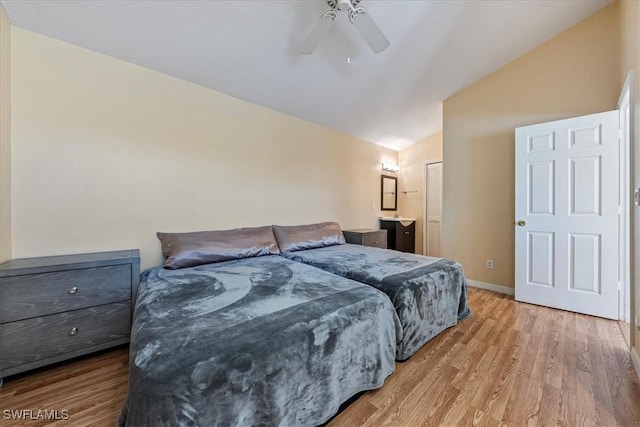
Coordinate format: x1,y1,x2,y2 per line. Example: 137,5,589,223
619,71,633,323
423,161,443,256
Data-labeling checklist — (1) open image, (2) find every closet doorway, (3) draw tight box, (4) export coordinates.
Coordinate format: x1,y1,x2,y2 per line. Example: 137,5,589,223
424,162,443,257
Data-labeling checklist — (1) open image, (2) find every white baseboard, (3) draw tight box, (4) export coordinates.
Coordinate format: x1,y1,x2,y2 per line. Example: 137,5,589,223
467,279,515,296
632,347,640,382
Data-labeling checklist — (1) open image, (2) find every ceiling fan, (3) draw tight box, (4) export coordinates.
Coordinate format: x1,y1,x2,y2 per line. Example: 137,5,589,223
301,0,390,55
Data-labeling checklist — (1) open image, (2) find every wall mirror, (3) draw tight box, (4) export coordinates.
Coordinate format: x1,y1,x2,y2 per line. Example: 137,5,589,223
381,175,397,211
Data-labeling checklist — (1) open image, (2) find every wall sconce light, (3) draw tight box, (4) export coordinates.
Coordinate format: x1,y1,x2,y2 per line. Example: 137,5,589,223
382,162,400,173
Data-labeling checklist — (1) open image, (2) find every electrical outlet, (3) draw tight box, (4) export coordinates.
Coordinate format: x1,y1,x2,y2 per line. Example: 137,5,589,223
486,259,494,270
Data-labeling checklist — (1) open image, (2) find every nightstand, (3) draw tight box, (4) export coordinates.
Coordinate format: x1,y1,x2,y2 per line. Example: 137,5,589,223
0,250,140,377
343,229,387,249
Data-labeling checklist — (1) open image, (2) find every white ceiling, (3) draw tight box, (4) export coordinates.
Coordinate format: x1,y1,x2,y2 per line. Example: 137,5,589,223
2,0,610,150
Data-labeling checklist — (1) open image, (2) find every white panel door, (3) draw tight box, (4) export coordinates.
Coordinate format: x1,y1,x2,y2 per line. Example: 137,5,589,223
515,111,619,319
425,162,442,257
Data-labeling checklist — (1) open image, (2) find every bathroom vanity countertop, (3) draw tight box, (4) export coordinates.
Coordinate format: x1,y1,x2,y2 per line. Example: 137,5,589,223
379,217,416,222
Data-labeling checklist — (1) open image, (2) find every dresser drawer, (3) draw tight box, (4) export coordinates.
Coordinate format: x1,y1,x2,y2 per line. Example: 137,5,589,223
343,229,387,249
0,302,131,372
363,232,387,249
0,265,131,323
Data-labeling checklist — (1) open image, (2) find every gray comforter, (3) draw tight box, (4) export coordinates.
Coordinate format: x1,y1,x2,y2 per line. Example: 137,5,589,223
119,255,400,427
283,244,471,360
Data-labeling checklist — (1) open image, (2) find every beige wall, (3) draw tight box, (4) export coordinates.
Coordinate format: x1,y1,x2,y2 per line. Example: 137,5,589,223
620,0,640,352
10,27,397,270
398,131,442,255
0,5,10,263
442,3,620,288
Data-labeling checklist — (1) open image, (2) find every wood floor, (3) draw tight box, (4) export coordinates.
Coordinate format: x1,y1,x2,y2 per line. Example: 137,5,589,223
620,320,632,349
1,288,639,426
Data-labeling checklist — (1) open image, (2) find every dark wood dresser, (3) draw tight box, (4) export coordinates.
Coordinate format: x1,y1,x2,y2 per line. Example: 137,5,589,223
342,229,387,249
0,250,140,377
379,219,416,253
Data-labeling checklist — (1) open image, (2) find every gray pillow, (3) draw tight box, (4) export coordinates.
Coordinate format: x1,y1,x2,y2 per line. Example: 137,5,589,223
157,226,280,269
272,222,346,253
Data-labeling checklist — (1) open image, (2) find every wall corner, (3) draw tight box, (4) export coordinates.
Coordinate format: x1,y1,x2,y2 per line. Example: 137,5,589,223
0,4,12,263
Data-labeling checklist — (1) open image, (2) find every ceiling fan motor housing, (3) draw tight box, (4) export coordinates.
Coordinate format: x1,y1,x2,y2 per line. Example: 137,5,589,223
327,0,362,11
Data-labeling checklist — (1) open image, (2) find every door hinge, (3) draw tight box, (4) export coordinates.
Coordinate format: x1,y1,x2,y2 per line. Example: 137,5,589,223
618,281,622,291
619,128,623,139
618,205,623,215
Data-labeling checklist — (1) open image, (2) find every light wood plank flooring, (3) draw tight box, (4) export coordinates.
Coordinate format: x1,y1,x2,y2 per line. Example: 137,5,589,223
620,320,632,349
1,288,639,426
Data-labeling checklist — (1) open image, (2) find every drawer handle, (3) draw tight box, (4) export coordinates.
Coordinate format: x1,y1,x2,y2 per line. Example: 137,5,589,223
68,327,78,336
404,231,410,235
373,240,378,244
68,286,78,294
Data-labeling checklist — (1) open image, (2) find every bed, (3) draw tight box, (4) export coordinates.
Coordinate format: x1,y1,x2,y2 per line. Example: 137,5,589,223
273,223,470,361
119,254,401,426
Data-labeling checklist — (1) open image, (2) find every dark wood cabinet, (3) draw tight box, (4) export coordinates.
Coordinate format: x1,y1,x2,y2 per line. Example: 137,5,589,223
0,250,139,377
343,229,387,249
379,219,416,253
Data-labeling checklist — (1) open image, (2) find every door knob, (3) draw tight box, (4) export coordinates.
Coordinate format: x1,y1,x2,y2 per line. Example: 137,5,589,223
516,220,526,226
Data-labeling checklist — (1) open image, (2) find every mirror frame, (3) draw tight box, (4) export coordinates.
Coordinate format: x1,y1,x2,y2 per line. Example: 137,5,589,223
381,175,398,211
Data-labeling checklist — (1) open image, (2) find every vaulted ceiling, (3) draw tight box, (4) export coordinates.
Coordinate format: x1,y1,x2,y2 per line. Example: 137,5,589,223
2,0,610,150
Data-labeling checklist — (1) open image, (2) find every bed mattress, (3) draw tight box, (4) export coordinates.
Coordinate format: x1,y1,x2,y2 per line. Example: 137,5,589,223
283,244,470,360
119,255,401,426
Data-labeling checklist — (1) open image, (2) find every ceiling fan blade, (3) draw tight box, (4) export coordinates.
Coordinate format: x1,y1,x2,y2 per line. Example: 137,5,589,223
350,7,389,54
300,12,336,54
